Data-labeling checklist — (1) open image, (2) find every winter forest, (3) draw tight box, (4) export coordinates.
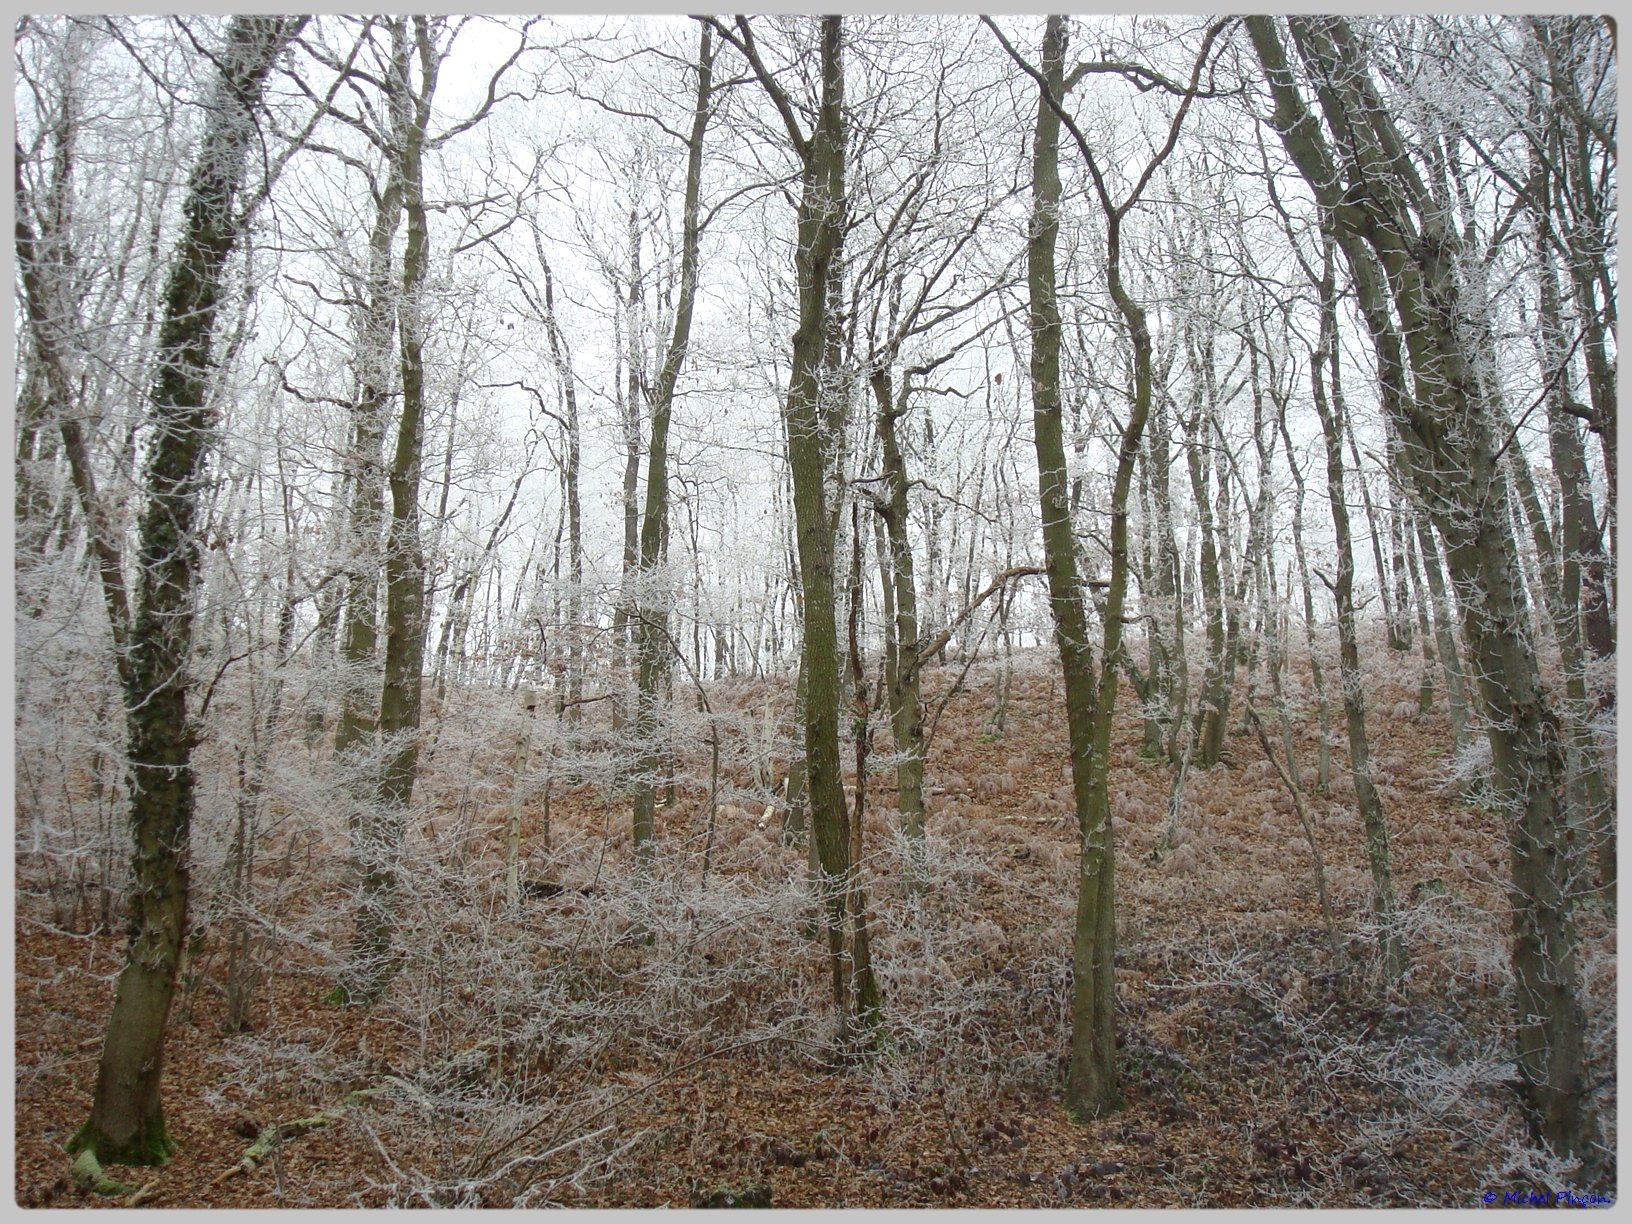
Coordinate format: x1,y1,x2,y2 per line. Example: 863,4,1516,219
12,12,1616,1208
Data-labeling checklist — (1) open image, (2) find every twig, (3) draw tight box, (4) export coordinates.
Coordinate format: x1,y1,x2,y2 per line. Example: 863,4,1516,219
1242,701,1338,955
124,1178,162,1207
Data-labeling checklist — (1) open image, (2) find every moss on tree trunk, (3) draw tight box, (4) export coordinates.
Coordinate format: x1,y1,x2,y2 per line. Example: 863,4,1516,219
70,14,306,1169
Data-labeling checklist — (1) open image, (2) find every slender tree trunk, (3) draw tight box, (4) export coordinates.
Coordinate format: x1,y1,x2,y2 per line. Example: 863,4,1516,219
1402,499,1439,715
15,130,132,664
1409,500,1473,755
1183,389,1228,769
533,249,584,719
1534,261,1615,899
1311,248,1404,981
869,370,925,842
720,13,880,1040
632,26,713,868
843,502,881,1027
611,206,643,710
346,16,436,1002
994,15,1221,1117
1024,16,1123,1118
1276,414,1334,793
1343,420,1404,651
1387,434,1418,656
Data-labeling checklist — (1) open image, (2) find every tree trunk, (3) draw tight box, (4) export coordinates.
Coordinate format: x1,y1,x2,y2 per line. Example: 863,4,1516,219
631,25,713,869
1311,245,1404,981
1025,18,1120,1116
70,14,305,1168
1144,382,1186,762
995,10,1220,1113
1183,386,1229,769
333,20,407,793
14,121,132,663
533,248,584,720
718,12,880,1041
345,15,436,1002
1343,420,1403,652
1401,496,1439,716
1533,222,1614,901
869,370,925,842
1276,413,1334,793
1409,499,1473,755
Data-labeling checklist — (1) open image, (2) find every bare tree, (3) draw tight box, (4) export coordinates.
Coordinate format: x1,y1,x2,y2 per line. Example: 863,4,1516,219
987,10,1224,1119
707,13,883,1044
631,23,715,868
1248,12,1602,1168
67,13,307,1174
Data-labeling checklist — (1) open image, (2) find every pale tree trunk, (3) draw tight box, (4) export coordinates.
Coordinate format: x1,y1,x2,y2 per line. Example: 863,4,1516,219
14,100,132,658
1386,434,1418,658
333,20,408,799
1381,420,1437,712
611,207,644,706
69,14,306,1169
221,559,299,1035
1233,335,1279,731
1343,421,1403,652
1143,379,1186,762
1530,160,1614,898
1409,498,1473,755
632,24,713,868
531,246,585,719
1183,382,1229,769
1534,250,1615,900
345,15,436,1003
1275,408,1334,794
1529,18,1616,562
1401,496,1439,716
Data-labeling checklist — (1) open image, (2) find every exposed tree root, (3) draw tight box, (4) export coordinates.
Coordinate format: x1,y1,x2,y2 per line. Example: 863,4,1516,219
69,1148,136,1197
213,1088,379,1185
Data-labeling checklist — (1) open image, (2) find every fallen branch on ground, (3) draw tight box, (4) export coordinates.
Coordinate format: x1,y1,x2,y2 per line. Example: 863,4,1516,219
213,1088,379,1185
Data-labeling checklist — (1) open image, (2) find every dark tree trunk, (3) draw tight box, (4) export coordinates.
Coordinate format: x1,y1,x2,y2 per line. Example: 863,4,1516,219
993,10,1220,1117
69,14,306,1168
1023,18,1121,1117
715,13,880,1041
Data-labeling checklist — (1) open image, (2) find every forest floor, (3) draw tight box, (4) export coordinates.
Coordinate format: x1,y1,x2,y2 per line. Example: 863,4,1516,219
13,643,1618,1208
